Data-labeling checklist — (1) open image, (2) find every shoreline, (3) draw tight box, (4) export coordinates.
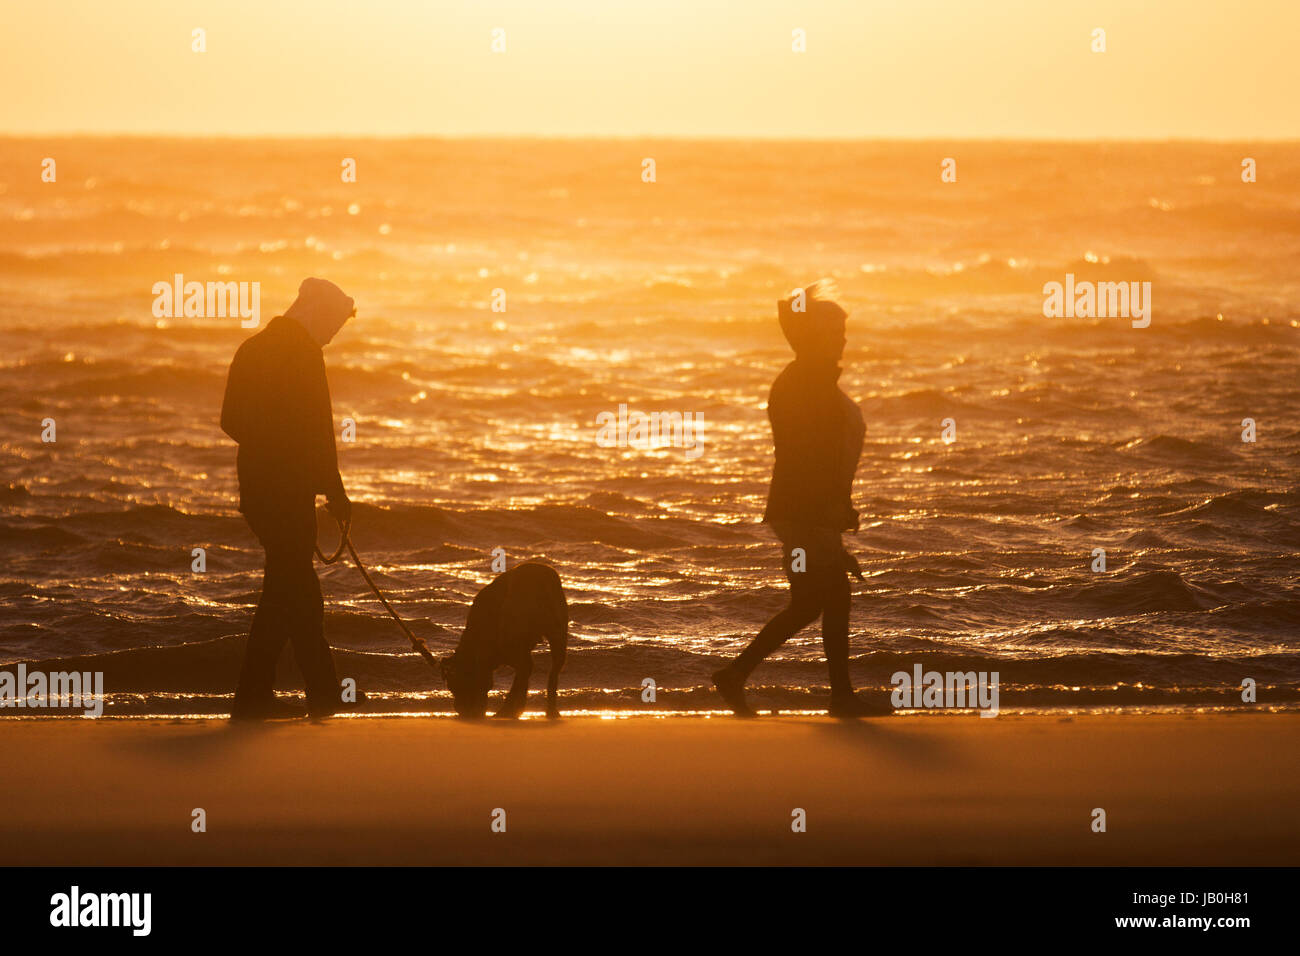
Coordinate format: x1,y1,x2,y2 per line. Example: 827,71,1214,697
2,713,1296,865
3,704,1300,720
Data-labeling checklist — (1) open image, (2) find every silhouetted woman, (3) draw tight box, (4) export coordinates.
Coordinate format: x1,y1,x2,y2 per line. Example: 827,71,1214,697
713,280,883,717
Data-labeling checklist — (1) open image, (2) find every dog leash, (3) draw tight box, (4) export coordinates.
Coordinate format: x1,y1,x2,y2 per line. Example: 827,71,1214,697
315,516,440,671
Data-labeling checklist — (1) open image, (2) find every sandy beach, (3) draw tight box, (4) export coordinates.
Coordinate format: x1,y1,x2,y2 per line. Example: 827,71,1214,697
1,713,1295,866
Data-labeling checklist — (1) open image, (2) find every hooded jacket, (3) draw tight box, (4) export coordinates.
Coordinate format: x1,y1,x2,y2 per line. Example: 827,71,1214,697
762,357,864,532
220,315,344,513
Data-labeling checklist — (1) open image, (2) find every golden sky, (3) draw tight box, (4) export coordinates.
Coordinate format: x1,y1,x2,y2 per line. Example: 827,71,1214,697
4,0,1297,138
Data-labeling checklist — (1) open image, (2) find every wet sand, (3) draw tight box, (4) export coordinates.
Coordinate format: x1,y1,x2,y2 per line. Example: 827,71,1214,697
1,713,1296,865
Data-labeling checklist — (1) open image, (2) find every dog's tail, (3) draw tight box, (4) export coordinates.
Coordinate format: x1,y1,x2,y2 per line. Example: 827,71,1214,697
548,572,569,650
553,580,569,629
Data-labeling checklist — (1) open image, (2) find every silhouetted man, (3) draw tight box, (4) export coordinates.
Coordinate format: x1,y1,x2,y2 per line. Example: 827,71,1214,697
221,278,355,719
713,280,884,718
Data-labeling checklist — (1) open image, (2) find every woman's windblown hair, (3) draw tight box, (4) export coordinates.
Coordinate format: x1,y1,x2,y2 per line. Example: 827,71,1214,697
777,278,848,356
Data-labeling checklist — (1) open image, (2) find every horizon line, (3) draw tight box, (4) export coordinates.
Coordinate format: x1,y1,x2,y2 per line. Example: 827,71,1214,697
3,132,1298,144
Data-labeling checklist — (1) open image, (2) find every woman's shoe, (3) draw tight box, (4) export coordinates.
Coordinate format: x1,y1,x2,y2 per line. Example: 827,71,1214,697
712,668,759,718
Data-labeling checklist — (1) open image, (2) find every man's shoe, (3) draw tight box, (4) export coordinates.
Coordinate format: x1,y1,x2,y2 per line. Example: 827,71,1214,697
828,691,891,719
230,696,307,720
308,689,368,719
712,668,758,718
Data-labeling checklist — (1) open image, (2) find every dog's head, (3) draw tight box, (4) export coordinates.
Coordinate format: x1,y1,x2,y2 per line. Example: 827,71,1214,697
439,653,491,719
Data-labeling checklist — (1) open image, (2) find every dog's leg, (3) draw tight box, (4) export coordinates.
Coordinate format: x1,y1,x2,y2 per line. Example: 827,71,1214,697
496,654,532,719
545,627,567,719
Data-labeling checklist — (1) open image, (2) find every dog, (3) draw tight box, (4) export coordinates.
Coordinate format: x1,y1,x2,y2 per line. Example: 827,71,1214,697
439,562,569,719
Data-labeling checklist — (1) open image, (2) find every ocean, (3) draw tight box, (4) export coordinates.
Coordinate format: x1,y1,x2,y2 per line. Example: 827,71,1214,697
2,137,1298,716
